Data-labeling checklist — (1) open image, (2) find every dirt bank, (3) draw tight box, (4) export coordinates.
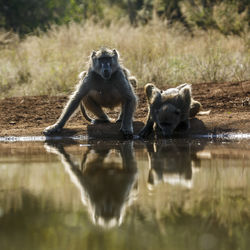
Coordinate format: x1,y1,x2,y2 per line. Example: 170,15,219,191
0,81,249,139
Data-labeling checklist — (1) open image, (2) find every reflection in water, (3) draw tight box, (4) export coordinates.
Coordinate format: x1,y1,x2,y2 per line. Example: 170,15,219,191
0,140,250,250
145,141,204,189
45,142,138,228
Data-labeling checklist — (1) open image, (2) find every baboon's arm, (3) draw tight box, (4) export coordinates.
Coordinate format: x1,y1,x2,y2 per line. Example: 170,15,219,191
120,142,137,172
57,84,88,127
120,96,137,135
44,143,88,204
43,79,89,135
139,113,154,138
118,77,137,138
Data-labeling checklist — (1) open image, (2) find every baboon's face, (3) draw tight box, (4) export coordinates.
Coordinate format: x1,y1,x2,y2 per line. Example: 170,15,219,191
97,56,113,80
155,104,181,137
92,49,119,80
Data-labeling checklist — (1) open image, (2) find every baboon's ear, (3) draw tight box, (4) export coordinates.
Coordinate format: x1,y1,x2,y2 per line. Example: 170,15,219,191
91,50,96,59
145,83,155,99
180,84,191,97
145,83,161,105
148,90,162,110
112,49,119,58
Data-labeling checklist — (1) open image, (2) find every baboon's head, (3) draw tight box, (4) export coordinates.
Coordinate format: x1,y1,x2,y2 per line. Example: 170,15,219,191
91,48,120,80
154,103,181,137
145,83,181,137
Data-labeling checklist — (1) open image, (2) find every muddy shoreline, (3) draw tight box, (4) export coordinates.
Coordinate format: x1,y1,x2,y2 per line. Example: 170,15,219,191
0,81,249,139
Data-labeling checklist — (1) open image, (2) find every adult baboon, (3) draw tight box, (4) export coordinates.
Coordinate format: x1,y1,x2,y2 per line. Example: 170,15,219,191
43,48,137,138
139,83,203,138
44,142,138,228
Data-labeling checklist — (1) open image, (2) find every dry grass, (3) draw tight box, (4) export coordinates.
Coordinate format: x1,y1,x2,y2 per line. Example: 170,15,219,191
0,20,249,97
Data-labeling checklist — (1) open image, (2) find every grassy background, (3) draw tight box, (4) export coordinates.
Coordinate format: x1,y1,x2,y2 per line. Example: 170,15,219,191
0,19,249,98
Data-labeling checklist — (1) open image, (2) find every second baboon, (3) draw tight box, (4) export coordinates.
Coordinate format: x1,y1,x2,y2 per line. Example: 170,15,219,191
139,83,202,138
145,141,204,189
43,48,137,138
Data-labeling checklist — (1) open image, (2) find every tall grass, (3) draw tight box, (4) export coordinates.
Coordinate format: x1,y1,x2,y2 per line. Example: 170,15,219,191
0,19,249,97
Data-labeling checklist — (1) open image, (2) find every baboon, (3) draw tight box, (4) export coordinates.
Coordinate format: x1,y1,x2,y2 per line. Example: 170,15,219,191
44,142,138,228
145,141,204,189
43,48,137,138
78,68,137,124
78,67,137,89
139,83,202,138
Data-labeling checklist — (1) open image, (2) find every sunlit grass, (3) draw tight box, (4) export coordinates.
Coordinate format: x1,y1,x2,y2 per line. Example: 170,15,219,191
0,20,249,97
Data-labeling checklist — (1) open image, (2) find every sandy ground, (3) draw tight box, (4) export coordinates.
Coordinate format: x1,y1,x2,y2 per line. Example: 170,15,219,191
0,81,249,139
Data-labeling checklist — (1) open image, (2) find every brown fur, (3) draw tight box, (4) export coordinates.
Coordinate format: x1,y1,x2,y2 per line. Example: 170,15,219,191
44,142,137,228
43,48,137,138
139,83,202,138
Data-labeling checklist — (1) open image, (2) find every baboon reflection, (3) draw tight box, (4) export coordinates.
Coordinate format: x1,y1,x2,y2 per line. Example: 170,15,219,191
45,142,138,228
146,141,203,189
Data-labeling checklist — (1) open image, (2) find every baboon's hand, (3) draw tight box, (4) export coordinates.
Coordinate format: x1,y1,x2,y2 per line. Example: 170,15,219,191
43,124,62,135
120,128,133,139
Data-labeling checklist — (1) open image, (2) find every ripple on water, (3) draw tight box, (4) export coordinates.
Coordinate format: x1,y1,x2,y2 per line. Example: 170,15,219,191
0,133,249,142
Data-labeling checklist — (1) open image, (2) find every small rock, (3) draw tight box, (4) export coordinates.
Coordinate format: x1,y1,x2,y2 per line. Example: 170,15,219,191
242,97,249,106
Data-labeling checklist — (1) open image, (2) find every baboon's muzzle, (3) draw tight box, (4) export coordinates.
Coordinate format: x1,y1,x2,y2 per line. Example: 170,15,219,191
103,69,111,80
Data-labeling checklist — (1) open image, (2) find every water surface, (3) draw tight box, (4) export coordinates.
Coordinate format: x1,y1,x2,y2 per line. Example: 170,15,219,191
0,138,249,250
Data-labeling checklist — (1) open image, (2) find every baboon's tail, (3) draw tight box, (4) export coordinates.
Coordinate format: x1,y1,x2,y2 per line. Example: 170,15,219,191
189,100,201,118
197,110,211,116
80,102,93,123
190,100,211,117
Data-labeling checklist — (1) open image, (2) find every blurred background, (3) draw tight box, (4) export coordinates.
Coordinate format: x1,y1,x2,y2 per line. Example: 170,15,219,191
0,0,249,96
1,0,249,35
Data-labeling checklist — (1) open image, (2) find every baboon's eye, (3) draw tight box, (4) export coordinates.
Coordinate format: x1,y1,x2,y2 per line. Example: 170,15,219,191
99,57,112,64
101,62,111,68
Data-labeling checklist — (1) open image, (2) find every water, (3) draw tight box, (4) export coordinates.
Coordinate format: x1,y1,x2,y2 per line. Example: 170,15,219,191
0,138,250,250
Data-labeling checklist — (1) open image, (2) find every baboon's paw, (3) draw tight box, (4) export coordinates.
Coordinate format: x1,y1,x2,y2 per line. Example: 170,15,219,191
43,124,62,135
